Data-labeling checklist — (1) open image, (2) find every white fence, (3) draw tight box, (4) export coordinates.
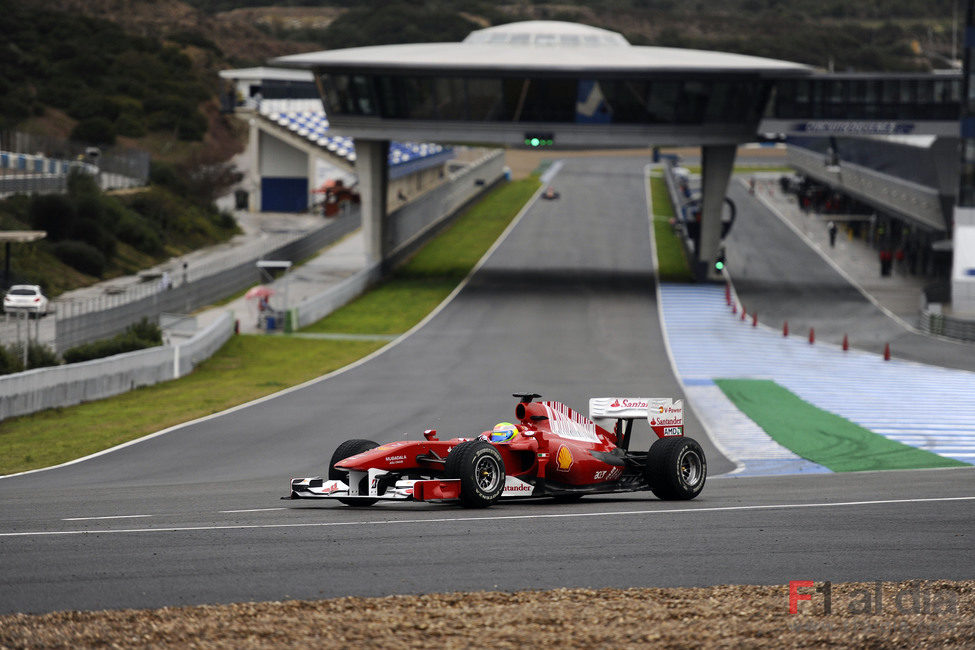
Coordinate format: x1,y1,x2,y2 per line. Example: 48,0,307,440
0,311,234,421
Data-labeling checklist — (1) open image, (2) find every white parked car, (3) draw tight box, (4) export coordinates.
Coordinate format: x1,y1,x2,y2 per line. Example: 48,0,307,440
3,285,49,316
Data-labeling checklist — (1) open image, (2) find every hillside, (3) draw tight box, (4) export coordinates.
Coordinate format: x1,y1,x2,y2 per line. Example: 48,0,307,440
2,0,960,147
193,0,959,72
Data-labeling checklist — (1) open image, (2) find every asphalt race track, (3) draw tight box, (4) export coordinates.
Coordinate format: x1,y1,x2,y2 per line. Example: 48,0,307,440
1,156,973,615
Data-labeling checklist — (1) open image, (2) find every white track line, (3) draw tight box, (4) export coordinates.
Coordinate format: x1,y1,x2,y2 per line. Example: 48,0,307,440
62,514,153,521
8,495,973,538
219,508,285,514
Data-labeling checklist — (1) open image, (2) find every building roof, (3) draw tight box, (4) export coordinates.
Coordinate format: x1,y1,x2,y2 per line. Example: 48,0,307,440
219,67,313,83
272,20,811,76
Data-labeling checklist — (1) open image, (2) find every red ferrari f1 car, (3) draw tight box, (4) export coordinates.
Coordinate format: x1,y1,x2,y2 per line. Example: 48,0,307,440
286,393,706,508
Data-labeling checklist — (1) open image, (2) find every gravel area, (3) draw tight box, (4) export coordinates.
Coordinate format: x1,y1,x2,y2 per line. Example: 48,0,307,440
2,581,972,648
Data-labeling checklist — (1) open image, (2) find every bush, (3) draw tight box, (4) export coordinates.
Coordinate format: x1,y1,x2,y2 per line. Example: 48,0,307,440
70,117,116,146
127,317,162,346
0,345,23,375
62,318,162,364
29,193,76,241
114,113,146,137
115,212,163,254
51,240,106,277
27,342,60,369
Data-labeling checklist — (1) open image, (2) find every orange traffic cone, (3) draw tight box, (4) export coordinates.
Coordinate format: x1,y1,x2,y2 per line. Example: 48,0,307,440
842,334,849,351
808,328,815,344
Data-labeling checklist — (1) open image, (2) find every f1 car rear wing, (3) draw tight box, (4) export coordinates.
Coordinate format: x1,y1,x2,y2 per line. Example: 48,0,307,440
589,397,684,450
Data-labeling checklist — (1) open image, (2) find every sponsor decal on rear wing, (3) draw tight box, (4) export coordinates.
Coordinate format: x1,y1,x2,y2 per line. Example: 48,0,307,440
589,397,653,419
589,397,684,437
648,398,684,437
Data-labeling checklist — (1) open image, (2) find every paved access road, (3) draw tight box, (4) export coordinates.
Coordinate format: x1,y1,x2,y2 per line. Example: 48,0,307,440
1,156,972,615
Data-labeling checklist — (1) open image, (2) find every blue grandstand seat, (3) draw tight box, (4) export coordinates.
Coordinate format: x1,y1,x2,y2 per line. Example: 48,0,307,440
260,100,451,174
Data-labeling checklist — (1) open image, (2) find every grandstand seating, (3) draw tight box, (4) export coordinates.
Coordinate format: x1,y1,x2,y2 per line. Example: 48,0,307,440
258,99,450,172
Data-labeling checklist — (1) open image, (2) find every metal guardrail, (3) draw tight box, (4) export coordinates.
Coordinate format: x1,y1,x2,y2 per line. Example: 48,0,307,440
920,309,975,341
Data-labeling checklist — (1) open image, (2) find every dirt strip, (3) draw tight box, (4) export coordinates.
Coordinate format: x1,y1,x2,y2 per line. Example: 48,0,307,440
2,581,972,648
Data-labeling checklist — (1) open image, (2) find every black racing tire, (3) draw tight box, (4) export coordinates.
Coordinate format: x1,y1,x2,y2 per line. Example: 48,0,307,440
329,438,379,506
445,440,505,508
646,436,707,500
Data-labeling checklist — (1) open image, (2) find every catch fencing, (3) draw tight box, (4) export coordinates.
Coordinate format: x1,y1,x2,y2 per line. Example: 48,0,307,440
0,130,149,197
54,210,360,352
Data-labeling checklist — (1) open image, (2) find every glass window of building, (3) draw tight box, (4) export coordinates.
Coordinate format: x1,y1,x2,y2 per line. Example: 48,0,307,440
600,80,650,123
646,81,679,123
519,78,576,122
677,80,709,123
467,78,505,121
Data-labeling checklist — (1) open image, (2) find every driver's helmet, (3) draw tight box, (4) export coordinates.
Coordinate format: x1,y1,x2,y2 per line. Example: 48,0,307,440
490,422,520,443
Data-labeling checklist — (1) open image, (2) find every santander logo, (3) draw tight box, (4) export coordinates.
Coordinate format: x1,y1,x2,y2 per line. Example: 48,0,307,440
610,398,649,409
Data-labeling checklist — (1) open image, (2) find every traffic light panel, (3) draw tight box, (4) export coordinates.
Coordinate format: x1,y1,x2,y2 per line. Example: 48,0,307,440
524,132,554,147
714,248,726,272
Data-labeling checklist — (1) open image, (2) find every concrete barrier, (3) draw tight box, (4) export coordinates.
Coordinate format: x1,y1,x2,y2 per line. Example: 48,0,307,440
0,311,235,422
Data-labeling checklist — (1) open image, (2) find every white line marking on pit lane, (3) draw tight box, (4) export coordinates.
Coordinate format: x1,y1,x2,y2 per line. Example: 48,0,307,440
7,495,972,538
62,514,154,521
219,508,285,514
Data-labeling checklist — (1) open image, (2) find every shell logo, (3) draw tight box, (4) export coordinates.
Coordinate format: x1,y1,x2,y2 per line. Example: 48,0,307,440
556,445,573,472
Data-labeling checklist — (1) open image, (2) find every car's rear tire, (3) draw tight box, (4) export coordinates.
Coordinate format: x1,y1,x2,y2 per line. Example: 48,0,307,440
445,440,505,508
329,438,379,506
646,437,706,500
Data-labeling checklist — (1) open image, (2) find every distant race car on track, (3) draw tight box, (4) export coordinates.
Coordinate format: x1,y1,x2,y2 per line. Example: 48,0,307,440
285,393,706,508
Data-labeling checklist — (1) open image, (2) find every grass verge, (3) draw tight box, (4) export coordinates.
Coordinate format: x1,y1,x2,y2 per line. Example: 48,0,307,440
0,178,541,476
715,379,968,472
648,173,694,282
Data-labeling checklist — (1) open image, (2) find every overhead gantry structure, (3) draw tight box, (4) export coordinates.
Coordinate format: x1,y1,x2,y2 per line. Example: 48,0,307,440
274,20,813,279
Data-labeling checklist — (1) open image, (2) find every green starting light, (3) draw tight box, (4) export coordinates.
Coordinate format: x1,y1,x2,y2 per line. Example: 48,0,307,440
524,133,554,148
714,260,725,271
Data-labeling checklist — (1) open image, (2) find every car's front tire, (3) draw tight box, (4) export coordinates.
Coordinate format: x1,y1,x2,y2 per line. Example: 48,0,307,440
445,440,505,508
646,436,707,500
329,438,379,506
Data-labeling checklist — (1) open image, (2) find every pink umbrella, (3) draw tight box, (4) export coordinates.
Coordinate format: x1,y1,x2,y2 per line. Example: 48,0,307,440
245,285,275,300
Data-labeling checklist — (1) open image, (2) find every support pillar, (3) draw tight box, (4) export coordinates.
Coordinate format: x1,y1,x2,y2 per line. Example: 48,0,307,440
247,118,261,212
697,144,737,280
356,139,390,267
951,206,975,314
